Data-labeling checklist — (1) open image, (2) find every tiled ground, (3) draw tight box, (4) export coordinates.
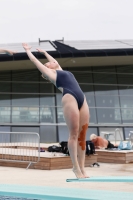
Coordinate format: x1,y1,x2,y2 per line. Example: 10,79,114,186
0,162,133,192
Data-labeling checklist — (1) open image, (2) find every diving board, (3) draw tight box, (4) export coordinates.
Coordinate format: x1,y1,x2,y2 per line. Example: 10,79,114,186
66,176,133,182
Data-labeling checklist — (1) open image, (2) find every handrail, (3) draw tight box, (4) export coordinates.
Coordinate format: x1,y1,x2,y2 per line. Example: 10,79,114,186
0,132,40,169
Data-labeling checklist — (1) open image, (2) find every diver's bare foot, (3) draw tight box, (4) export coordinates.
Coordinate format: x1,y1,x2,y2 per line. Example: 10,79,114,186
73,168,85,179
81,169,89,178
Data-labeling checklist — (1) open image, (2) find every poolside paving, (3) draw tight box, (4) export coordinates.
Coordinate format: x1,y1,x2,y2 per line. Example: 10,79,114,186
0,162,133,193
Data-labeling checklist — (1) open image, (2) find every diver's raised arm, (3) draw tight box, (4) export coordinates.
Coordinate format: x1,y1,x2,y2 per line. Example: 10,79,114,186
36,48,58,64
22,43,56,81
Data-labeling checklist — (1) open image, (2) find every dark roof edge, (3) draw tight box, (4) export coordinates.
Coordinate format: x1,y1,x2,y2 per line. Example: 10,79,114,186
0,48,133,62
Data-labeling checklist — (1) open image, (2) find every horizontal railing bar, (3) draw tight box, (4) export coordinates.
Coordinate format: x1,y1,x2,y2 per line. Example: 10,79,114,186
0,132,40,168
1,106,133,109
0,132,39,135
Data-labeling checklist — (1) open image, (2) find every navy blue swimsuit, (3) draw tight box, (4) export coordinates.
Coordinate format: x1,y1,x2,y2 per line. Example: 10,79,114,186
56,70,84,110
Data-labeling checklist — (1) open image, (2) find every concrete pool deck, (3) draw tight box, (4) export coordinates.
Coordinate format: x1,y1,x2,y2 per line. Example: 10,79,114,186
0,163,133,193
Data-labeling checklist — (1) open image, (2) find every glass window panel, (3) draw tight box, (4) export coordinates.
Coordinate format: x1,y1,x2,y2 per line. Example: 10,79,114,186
40,125,57,143
40,83,54,93
89,108,97,124
80,84,94,95
40,107,56,123
12,69,39,82
58,125,69,142
119,96,133,108
121,108,133,123
80,84,95,106
93,73,117,84
86,95,95,107
0,71,11,81
93,66,116,73
57,107,65,123
99,127,123,141
40,95,55,106
119,86,133,95
95,95,120,108
124,127,133,141
0,126,10,143
0,83,11,92
0,94,10,106
86,128,98,140
72,72,93,83
0,107,10,123
12,83,39,93
12,107,39,123
94,85,118,95
117,74,133,85
56,87,62,93
117,65,133,73
11,127,39,142
70,67,92,71
56,93,62,106
12,94,39,106
96,108,121,124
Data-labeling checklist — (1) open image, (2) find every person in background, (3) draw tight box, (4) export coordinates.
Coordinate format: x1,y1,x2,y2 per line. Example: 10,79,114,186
90,133,118,149
0,49,17,55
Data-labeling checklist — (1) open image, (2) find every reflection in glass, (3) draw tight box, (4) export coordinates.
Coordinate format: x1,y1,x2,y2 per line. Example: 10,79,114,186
89,108,97,124
117,65,133,73
86,95,95,107
86,127,98,140
124,127,133,140
40,95,55,123
12,69,39,82
119,96,133,108
80,84,94,95
95,95,120,108
119,86,133,95
2,66,133,128
57,107,65,123
96,108,121,124
40,95,55,106
0,83,11,92
94,85,118,95
0,107,10,123
93,66,116,73
99,127,123,141
117,74,133,85
12,94,39,106
40,107,56,123
12,107,39,123
121,108,133,123
93,73,117,84
40,83,54,93
72,72,93,83
56,93,62,106
12,83,39,93
0,94,11,106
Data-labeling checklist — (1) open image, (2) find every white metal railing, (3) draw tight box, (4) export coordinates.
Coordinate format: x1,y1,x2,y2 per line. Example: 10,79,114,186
0,132,40,169
102,128,122,143
129,131,133,149
114,128,123,143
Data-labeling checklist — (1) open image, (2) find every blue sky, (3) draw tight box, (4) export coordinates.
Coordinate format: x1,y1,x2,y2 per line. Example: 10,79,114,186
0,0,133,43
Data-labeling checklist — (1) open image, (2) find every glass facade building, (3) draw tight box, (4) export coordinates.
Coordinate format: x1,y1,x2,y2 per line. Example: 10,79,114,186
0,65,133,142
